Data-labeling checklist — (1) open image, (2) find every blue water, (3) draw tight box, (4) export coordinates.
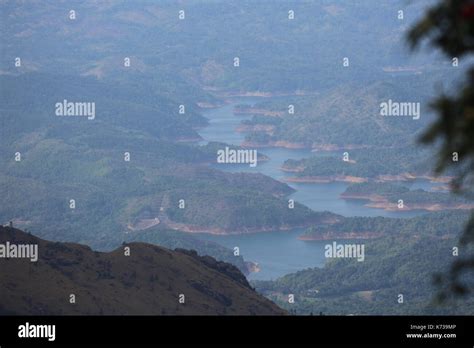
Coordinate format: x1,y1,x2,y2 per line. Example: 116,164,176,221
198,229,328,281
197,98,436,280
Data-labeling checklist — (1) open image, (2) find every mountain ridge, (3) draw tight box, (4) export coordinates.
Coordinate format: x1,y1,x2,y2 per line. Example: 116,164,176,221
0,226,285,315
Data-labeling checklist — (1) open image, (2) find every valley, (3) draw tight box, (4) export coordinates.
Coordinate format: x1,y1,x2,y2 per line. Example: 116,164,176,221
1,0,472,316
194,96,465,280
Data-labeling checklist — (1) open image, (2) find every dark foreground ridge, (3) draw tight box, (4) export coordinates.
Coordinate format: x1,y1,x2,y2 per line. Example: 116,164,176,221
0,226,285,315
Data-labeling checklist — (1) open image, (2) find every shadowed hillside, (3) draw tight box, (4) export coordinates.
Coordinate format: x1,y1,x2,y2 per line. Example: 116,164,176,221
0,226,285,315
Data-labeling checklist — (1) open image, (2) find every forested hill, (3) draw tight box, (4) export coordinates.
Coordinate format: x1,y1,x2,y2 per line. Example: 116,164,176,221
0,72,333,249
255,210,474,315
242,74,455,149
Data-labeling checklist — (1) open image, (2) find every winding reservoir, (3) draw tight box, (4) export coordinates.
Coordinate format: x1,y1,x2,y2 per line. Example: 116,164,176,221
197,98,435,280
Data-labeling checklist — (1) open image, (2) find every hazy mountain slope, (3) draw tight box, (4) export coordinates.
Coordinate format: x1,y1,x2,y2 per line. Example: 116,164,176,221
0,226,285,315
0,72,329,247
0,0,441,92
242,74,457,150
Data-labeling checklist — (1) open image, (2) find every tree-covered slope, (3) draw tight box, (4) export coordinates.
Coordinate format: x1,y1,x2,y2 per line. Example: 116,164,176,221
255,211,474,315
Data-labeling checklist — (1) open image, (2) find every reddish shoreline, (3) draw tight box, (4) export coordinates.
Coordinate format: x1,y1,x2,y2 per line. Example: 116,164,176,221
340,193,474,212
162,219,335,236
282,172,453,184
